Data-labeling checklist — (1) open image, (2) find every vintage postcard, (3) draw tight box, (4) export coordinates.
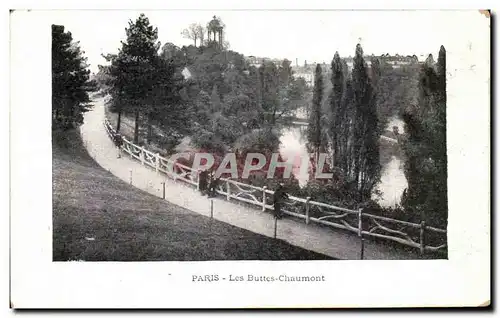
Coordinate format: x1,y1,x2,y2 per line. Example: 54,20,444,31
10,7,490,309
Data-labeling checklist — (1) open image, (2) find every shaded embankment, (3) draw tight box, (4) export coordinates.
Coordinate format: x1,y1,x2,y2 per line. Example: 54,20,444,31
52,129,333,261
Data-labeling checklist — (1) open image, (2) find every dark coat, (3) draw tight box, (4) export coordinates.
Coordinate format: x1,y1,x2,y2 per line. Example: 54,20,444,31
113,133,123,147
273,186,289,213
199,170,209,191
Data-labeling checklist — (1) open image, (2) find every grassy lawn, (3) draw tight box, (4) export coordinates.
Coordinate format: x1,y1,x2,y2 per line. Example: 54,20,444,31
52,129,333,261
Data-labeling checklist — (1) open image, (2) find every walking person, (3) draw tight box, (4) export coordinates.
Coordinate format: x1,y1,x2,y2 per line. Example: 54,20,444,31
114,132,123,158
208,172,220,198
273,183,289,219
206,170,214,196
198,168,209,196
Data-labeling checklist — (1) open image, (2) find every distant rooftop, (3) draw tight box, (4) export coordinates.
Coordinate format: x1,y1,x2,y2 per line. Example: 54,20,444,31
245,53,422,69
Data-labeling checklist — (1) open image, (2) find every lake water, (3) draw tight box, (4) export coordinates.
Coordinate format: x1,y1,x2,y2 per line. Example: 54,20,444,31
279,114,408,207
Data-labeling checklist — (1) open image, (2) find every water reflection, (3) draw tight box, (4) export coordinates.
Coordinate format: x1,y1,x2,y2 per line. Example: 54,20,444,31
373,155,408,207
279,116,408,207
279,126,310,187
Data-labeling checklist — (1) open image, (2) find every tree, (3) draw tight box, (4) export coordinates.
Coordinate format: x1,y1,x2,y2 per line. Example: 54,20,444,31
307,64,325,161
401,47,447,228
211,85,221,113
196,24,206,46
147,57,189,142
52,24,95,130
329,52,344,168
374,58,420,131
94,64,113,94
116,13,160,143
181,23,205,47
258,61,300,126
433,46,448,227
248,65,263,110
279,59,293,87
259,61,280,125
160,42,181,61
195,89,211,120
351,44,380,201
103,53,126,132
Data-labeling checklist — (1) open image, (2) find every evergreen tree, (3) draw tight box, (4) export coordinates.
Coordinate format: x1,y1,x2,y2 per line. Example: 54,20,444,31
433,46,448,227
52,25,95,130
106,14,189,145
249,66,263,111
330,52,345,168
370,58,383,132
148,57,189,141
342,76,356,180
351,44,380,201
401,48,447,228
279,59,293,87
118,14,160,143
307,64,325,161
105,52,128,132
259,61,281,125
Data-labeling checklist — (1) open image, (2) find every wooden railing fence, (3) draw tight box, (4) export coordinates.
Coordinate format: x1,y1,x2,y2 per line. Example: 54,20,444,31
104,119,447,254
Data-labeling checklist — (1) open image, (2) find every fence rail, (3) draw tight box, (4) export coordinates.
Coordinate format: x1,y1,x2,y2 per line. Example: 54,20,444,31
103,119,447,254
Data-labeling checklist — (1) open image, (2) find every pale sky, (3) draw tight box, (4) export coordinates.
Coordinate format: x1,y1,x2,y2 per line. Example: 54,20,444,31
47,10,487,73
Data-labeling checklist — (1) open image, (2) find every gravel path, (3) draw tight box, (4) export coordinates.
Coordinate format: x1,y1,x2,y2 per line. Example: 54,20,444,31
80,96,423,260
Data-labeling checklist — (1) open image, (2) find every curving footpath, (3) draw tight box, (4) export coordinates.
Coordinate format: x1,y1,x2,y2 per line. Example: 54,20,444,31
80,96,424,260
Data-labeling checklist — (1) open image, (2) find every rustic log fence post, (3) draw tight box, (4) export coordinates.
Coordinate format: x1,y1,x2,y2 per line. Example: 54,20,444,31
226,179,231,201
358,208,365,260
155,153,160,174
161,182,165,199
262,186,267,211
420,221,426,255
210,199,214,219
140,147,145,165
274,216,278,239
196,170,201,191
129,169,133,185
172,164,178,181
305,197,311,225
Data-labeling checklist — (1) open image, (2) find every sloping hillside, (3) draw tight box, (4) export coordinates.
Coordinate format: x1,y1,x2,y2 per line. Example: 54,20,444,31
52,129,332,261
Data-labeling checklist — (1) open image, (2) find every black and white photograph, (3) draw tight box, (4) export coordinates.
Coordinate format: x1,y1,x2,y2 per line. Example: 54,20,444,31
9,6,491,309
52,11,450,261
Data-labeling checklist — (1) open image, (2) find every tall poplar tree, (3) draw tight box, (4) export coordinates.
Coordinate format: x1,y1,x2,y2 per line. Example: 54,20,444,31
307,64,325,161
401,47,447,228
330,52,345,168
351,44,380,201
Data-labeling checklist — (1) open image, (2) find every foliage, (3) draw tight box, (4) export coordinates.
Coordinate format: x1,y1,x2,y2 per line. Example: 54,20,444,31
52,25,96,130
181,23,205,47
190,126,228,154
376,61,420,129
234,129,281,154
103,14,160,142
289,174,360,210
258,60,307,126
400,47,447,228
103,13,187,146
323,45,381,203
306,64,327,157
351,44,381,201
329,52,352,174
